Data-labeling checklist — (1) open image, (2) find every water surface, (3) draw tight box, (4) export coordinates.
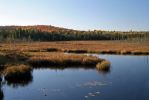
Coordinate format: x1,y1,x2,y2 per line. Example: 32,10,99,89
2,55,149,100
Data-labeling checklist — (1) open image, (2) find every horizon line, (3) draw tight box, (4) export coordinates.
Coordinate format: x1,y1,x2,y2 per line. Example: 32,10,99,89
0,24,149,32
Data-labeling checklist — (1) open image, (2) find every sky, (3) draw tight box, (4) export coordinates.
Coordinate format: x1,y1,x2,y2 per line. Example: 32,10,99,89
0,0,149,31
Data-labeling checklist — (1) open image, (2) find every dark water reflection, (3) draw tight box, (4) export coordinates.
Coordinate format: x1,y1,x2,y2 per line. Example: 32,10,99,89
96,67,111,75
6,73,33,88
0,89,3,100
1,55,149,100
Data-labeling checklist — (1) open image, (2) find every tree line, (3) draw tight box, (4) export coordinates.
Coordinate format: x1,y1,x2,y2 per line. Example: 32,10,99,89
0,26,149,42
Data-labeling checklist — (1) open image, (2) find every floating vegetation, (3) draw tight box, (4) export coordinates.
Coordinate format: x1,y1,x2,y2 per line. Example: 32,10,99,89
81,81,111,99
77,81,112,88
84,95,88,98
83,81,110,87
84,91,101,99
39,88,48,96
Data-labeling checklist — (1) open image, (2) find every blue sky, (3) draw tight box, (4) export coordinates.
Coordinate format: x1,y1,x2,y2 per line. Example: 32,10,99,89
0,0,149,31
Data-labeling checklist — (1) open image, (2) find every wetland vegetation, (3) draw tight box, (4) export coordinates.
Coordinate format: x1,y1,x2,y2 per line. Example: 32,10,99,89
0,26,148,100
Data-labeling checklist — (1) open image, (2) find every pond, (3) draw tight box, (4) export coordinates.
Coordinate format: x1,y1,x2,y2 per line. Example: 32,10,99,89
1,55,149,100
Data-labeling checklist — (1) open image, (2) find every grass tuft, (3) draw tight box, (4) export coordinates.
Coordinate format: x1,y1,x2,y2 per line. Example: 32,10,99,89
4,64,32,81
96,60,111,71
82,56,103,66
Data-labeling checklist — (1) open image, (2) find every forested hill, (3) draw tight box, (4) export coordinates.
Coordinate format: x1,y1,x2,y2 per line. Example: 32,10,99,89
0,25,149,41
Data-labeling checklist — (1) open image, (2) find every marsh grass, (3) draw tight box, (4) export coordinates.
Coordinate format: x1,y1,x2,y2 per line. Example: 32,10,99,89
4,52,30,61
99,50,120,54
66,49,88,53
4,64,32,81
0,41,149,55
82,56,104,66
120,50,132,55
0,54,9,70
131,51,149,55
28,49,42,52
64,49,149,55
96,61,111,71
98,50,149,55
28,52,103,67
46,48,60,52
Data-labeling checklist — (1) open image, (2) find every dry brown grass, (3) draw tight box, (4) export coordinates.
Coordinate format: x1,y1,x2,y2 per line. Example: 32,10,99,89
4,64,32,81
0,41,148,55
65,49,88,53
28,52,103,67
96,61,111,71
0,40,148,76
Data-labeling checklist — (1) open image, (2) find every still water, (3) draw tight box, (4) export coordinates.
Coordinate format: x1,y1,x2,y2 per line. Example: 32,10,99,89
2,55,149,100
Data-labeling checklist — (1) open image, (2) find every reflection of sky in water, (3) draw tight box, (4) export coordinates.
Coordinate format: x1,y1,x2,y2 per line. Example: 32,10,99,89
2,55,149,100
